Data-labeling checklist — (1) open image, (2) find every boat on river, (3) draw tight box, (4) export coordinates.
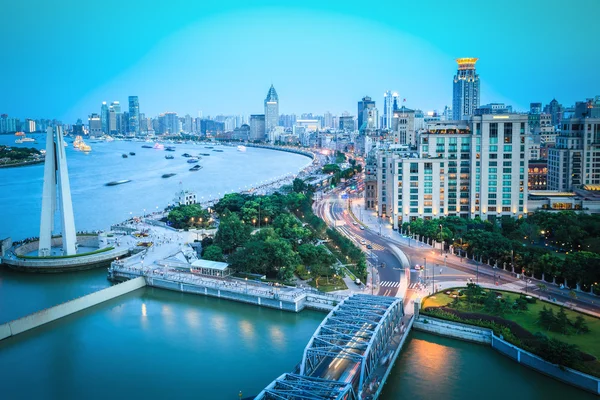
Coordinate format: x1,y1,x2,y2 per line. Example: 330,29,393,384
187,158,199,164
153,143,164,150
142,145,153,149
105,179,131,186
122,154,128,158
162,173,176,178
165,155,174,159
189,164,202,171
212,149,224,152
165,146,176,152
129,152,136,156
237,145,246,152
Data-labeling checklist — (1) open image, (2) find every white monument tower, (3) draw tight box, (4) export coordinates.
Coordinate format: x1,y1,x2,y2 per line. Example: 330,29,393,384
38,126,77,256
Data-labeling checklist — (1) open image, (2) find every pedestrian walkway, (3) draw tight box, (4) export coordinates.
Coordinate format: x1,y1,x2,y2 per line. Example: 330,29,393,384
380,281,400,288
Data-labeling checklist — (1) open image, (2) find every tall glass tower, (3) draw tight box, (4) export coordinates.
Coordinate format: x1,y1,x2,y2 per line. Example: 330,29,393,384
383,91,399,129
452,58,480,120
128,96,140,135
264,85,279,132
100,102,109,134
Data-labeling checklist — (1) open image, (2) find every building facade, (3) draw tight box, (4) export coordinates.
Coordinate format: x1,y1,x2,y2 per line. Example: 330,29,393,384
547,117,600,191
382,91,398,129
264,85,279,132
373,114,529,228
452,58,480,120
250,114,266,141
128,96,140,136
358,96,376,131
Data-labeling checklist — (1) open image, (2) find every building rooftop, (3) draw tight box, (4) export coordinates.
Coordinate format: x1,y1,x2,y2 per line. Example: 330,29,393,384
529,191,576,197
191,259,230,271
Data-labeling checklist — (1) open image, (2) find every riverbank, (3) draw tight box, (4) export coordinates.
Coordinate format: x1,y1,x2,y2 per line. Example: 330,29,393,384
0,158,44,168
414,315,600,395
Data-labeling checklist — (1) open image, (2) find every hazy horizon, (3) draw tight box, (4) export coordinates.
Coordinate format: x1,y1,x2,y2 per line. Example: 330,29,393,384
2,0,599,122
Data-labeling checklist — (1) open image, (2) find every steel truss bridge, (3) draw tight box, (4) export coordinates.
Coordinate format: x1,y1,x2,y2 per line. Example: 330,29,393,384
255,294,404,400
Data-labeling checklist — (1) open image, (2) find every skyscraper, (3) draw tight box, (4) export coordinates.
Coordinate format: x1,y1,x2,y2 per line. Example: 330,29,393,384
358,96,376,130
88,113,102,137
452,58,480,120
264,84,279,132
250,114,266,141
128,96,140,136
101,102,109,134
382,91,399,129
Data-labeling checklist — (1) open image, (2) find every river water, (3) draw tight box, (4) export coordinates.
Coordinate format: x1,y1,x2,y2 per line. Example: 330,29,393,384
0,134,594,399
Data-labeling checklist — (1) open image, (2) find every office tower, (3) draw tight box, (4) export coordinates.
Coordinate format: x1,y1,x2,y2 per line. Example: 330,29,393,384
382,91,398,129
363,107,379,131
474,103,513,115
184,114,193,133
128,96,140,135
323,112,333,129
358,96,376,130
39,126,76,256
392,106,416,146
339,116,354,131
108,106,117,134
442,106,453,121
250,114,266,141
264,84,279,132
88,113,102,136
530,103,542,114
25,119,36,133
100,102,109,134
158,112,179,134
548,106,600,191
452,58,480,120
543,99,563,126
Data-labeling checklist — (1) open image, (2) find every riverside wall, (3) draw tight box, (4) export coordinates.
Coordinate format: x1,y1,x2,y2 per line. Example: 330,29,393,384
414,316,600,395
413,316,492,344
0,277,146,341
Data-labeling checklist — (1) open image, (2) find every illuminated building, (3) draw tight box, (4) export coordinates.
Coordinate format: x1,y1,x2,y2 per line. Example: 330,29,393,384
452,58,480,120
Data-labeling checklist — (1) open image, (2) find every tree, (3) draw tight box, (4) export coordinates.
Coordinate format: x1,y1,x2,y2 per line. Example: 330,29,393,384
273,213,312,248
555,307,571,335
538,306,556,330
573,315,590,334
202,245,224,262
214,193,249,214
292,178,307,193
533,333,581,368
214,212,251,254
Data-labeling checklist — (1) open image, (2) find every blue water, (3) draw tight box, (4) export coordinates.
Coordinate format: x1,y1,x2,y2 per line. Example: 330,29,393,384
0,134,310,240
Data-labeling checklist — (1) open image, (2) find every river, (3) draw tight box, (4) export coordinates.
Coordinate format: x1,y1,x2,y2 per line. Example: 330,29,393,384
0,133,594,399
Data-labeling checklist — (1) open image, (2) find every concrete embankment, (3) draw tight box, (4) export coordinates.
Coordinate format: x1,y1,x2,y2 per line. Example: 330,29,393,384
0,277,146,341
414,315,600,395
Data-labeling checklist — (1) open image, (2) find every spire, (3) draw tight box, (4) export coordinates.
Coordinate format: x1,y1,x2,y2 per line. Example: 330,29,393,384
265,84,278,103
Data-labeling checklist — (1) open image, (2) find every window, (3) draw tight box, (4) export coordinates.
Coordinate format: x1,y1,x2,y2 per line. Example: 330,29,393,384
504,123,513,143
490,123,498,138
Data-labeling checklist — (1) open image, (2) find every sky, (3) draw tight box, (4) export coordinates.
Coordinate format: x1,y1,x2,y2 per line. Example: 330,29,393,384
1,0,599,122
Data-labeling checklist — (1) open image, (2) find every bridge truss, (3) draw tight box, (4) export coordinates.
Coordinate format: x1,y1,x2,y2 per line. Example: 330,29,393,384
300,294,403,395
254,373,356,400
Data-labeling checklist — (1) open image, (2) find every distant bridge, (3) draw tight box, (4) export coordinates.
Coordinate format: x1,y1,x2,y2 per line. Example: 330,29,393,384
255,294,410,400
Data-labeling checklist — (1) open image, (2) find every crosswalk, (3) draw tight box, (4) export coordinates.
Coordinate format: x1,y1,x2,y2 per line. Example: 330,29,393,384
380,281,400,288
408,282,419,289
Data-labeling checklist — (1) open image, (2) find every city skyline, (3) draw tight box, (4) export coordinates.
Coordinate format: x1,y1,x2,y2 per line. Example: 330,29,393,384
1,1,599,121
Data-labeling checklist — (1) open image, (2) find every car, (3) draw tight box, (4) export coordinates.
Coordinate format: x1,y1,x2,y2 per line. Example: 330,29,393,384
360,239,366,245
366,244,373,249
359,226,365,230
352,221,358,225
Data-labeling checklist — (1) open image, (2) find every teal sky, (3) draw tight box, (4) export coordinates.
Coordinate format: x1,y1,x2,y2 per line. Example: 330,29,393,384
1,0,598,121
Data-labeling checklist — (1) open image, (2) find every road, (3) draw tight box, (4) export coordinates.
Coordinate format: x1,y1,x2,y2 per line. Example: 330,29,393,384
314,188,600,317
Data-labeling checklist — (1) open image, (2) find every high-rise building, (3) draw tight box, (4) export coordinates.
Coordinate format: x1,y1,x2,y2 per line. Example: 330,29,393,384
323,112,333,129
264,84,279,132
88,113,102,136
358,96,376,130
128,96,140,135
382,91,398,129
548,114,600,191
530,103,542,115
100,102,109,134
392,106,416,146
108,106,117,134
250,114,266,141
158,112,179,134
543,99,563,126
375,114,529,228
339,116,354,131
452,58,480,120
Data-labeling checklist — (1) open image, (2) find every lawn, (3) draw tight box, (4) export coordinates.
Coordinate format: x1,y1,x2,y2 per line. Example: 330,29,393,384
307,276,348,293
423,287,600,360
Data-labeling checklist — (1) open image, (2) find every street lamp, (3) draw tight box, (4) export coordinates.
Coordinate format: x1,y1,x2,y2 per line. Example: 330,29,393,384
439,224,443,256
